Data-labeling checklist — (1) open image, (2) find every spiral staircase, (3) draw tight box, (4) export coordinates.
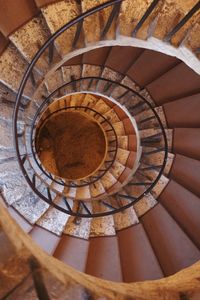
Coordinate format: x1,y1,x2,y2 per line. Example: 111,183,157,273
0,0,200,299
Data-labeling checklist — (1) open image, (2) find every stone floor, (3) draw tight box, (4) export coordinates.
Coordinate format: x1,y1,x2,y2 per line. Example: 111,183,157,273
36,111,106,180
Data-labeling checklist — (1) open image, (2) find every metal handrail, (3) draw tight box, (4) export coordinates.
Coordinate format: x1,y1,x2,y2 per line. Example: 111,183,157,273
15,75,168,217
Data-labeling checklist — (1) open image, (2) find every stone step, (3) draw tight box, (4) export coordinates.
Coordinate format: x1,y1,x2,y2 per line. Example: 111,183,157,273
140,128,173,151
36,196,73,236
63,201,92,240
141,149,174,176
53,234,89,272
134,106,167,129
30,225,61,255
90,200,115,237
9,13,51,73
0,160,31,206
0,44,36,98
111,193,139,231
82,0,116,44
38,0,82,57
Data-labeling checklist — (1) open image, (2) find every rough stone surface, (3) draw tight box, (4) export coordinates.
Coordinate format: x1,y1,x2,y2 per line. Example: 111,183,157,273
63,202,91,239
184,22,200,56
110,160,125,179
136,1,164,40
142,150,174,175
104,108,120,123
133,193,157,218
0,82,17,104
101,171,117,190
12,191,49,224
41,0,81,56
151,174,169,198
82,64,102,78
135,106,167,129
141,167,169,198
0,161,30,205
112,195,139,230
92,99,111,114
82,0,115,43
45,68,63,92
37,110,107,179
110,135,128,150
171,11,200,47
37,197,72,235
153,0,199,40
140,128,173,150
0,120,13,149
121,75,140,91
119,0,153,36
0,45,34,97
116,148,130,165
70,93,85,106
10,15,50,72
62,65,82,83
90,200,115,236
90,181,106,198
102,67,123,82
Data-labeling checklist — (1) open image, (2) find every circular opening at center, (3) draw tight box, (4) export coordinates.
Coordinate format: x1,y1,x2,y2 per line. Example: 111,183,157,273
36,110,107,180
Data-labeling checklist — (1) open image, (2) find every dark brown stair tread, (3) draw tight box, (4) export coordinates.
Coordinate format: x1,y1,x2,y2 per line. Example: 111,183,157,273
63,54,83,66
29,226,60,255
85,236,122,282
0,0,38,37
163,93,200,128
173,128,200,160
8,207,33,233
83,47,111,66
128,135,137,151
170,154,200,198
159,180,200,248
117,224,164,282
146,63,200,105
53,235,89,272
141,203,200,276
127,49,179,87
105,46,143,74
35,0,61,7
0,32,9,56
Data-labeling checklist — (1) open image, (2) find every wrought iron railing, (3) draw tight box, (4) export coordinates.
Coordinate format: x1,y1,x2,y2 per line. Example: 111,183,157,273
12,0,178,218
31,103,118,188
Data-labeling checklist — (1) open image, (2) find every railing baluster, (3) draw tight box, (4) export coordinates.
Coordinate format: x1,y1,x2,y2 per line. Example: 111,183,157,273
72,19,84,49
128,181,152,186
47,187,52,202
164,2,200,42
132,0,161,36
48,41,54,64
30,71,36,87
63,197,72,212
117,193,137,201
80,201,92,216
101,200,117,210
139,115,156,124
32,174,36,188
101,1,122,39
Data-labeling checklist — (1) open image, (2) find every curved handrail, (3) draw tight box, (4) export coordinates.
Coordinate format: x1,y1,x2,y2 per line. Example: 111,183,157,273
13,0,168,218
